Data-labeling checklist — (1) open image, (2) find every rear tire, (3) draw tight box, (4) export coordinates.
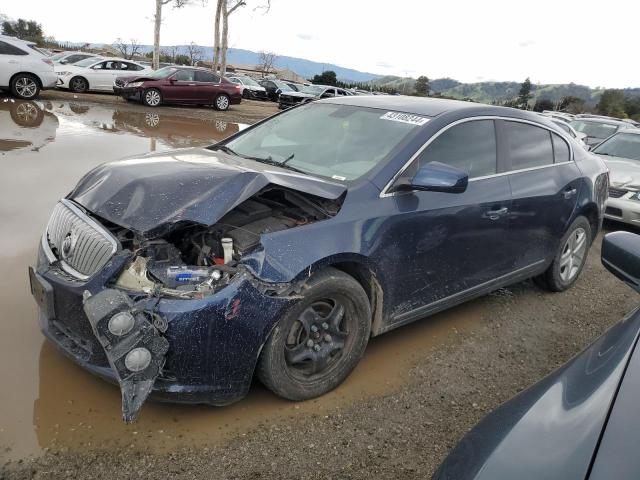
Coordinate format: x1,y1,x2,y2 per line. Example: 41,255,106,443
214,93,230,111
535,215,591,292
69,76,88,93
10,73,40,99
143,88,162,107
257,267,371,401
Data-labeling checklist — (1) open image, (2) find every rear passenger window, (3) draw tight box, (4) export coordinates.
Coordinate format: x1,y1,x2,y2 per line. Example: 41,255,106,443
0,41,28,55
552,133,570,163
417,120,497,179
195,71,220,83
506,122,553,170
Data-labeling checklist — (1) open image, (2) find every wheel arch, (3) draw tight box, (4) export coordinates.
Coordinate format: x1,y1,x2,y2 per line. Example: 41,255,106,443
298,254,384,337
10,71,42,89
577,202,600,244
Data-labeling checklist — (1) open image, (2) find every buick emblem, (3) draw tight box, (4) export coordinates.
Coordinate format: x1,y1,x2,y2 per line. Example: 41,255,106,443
61,232,76,260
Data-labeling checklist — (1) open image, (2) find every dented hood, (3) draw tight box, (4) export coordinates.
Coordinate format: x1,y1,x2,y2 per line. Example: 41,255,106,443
68,147,346,236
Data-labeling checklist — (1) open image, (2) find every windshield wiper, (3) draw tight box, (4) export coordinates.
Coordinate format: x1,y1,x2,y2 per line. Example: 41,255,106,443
216,146,307,175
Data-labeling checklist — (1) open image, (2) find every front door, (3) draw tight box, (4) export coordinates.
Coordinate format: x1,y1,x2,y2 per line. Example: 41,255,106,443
378,119,514,324
164,69,198,103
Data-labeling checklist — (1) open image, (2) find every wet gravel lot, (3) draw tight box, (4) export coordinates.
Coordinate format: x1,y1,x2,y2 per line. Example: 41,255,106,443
1,91,637,479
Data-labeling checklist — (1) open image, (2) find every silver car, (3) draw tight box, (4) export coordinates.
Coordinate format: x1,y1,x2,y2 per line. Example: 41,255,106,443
592,129,640,226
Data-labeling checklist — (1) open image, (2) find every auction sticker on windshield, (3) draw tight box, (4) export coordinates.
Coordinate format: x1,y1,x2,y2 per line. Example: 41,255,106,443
380,111,429,126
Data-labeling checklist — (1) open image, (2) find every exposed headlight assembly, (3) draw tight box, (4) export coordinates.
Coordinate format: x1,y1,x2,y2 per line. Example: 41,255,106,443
127,81,144,88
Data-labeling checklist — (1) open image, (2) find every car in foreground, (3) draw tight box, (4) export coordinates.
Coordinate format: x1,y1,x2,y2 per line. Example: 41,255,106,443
434,230,640,480
590,129,640,226
29,96,607,422
55,57,150,93
258,78,297,101
278,84,352,108
227,75,268,100
570,117,636,147
114,66,241,110
0,34,56,99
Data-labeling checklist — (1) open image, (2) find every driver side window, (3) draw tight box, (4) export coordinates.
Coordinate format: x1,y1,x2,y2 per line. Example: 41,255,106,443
415,120,497,179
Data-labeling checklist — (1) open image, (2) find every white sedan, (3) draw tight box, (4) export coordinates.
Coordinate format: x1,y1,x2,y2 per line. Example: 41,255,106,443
55,57,151,93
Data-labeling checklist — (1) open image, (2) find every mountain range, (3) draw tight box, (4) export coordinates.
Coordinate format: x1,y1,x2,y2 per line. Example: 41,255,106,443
83,42,639,105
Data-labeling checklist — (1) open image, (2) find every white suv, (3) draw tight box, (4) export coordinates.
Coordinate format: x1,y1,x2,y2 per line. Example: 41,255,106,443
0,35,57,99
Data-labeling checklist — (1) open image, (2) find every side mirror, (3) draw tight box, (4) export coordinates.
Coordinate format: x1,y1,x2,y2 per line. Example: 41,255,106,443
602,232,640,292
393,161,468,194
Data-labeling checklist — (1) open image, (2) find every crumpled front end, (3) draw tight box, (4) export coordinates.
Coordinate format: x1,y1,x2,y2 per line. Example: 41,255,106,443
31,183,340,421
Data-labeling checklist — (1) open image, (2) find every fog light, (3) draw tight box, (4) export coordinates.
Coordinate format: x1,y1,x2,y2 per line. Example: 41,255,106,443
108,312,135,336
125,347,152,372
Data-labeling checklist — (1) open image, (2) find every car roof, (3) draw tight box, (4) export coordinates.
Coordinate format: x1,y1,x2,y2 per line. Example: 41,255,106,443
0,34,35,46
320,95,500,117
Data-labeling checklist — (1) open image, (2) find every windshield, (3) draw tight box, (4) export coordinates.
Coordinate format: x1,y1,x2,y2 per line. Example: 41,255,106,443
237,76,261,87
300,85,325,95
273,81,294,91
570,120,619,140
593,133,640,161
223,103,425,181
149,66,179,79
50,52,67,61
75,57,102,68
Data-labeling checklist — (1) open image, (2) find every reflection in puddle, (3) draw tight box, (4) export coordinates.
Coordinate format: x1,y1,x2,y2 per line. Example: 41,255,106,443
0,95,488,461
0,98,243,155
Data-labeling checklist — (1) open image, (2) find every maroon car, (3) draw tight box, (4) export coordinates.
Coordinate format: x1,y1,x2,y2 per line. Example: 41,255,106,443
114,66,242,111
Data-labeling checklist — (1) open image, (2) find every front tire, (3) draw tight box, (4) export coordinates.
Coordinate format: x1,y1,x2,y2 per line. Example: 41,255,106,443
536,215,591,292
257,267,371,401
214,93,230,111
69,76,88,93
10,74,40,99
143,88,162,107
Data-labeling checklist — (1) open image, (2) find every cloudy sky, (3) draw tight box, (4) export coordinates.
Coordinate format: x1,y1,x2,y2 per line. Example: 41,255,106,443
2,0,638,87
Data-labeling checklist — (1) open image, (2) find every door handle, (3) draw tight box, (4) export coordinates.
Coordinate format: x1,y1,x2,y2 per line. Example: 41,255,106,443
563,188,577,199
484,207,509,220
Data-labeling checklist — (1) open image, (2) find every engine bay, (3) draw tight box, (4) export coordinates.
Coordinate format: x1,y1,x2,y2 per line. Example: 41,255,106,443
107,187,342,298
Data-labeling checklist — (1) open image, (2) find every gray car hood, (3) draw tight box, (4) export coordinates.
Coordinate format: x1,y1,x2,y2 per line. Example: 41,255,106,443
68,147,346,237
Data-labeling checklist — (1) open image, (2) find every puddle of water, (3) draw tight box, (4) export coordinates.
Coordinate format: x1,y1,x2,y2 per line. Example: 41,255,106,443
0,96,488,461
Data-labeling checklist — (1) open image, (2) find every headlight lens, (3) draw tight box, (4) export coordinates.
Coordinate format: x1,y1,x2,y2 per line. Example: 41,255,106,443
631,191,640,201
127,81,144,88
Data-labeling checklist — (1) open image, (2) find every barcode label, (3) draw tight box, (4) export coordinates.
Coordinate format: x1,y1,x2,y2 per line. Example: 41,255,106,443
380,111,429,126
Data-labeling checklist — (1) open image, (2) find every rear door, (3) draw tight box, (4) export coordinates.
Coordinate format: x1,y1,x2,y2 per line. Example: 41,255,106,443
193,70,221,103
502,120,582,270
0,40,27,86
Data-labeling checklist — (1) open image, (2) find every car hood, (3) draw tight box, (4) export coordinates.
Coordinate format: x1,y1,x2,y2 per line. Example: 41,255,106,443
116,75,149,83
433,309,640,480
68,147,346,237
245,85,266,92
597,156,640,189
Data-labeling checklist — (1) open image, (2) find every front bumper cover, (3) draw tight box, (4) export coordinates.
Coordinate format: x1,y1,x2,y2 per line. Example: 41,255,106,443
32,244,295,421
605,197,640,226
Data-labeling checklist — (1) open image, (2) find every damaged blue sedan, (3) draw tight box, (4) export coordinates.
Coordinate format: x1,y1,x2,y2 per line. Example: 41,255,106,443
29,96,609,421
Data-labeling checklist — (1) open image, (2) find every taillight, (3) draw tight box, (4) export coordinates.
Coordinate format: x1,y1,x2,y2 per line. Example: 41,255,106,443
235,85,241,90
42,58,54,67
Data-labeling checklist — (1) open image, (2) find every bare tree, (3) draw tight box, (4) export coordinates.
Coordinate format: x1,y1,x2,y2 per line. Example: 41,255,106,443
212,0,270,75
161,45,179,63
153,0,194,69
113,38,142,59
186,42,203,65
257,50,277,76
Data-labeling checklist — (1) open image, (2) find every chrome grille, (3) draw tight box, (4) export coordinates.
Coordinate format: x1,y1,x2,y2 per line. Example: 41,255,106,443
42,200,118,279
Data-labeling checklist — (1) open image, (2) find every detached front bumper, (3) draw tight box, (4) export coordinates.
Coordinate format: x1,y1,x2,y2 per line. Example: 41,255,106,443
605,196,640,226
31,243,293,418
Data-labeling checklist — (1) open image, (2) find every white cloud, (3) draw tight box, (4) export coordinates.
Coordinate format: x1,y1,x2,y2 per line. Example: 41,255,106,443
2,0,639,87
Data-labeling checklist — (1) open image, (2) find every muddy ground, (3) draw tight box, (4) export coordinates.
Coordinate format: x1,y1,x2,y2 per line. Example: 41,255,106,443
1,91,638,479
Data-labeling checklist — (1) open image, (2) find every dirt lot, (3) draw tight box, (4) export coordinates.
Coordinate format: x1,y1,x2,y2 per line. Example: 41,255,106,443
1,90,638,479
